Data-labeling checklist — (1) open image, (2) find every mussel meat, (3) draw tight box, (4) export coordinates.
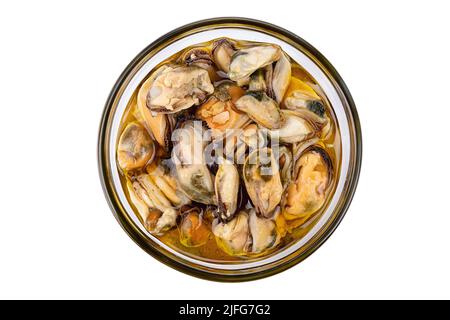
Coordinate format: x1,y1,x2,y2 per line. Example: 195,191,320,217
212,209,280,256
276,145,293,191
212,38,236,73
243,148,283,218
248,69,267,92
270,110,326,144
228,44,281,81
146,66,214,113
272,52,291,103
180,46,221,82
179,206,211,247
137,66,175,152
117,122,155,171
196,82,249,136
284,77,326,117
215,159,240,221
248,209,280,254
224,122,266,164
126,174,186,235
146,161,191,207
212,211,251,256
235,91,283,129
283,146,333,221
172,120,216,205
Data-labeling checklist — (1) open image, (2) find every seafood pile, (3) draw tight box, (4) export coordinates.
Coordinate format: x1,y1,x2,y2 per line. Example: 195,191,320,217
116,38,338,260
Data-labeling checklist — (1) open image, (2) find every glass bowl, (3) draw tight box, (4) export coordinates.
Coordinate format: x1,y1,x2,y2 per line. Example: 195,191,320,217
98,17,362,282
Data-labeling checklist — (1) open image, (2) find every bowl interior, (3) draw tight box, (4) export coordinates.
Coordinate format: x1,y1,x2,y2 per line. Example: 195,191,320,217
102,24,357,275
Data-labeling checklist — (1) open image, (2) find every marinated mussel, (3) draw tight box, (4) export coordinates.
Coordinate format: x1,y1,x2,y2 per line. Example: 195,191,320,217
270,110,326,144
235,91,283,129
284,77,326,117
117,122,155,171
146,66,214,113
243,148,283,218
137,66,175,152
179,206,211,247
126,172,189,235
248,209,280,254
215,159,239,221
272,52,292,103
212,209,280,256
172,120,216,205
283,146,333,221
212,211,251,256
212,38,236,74
196,82,249,137
228,44,281,81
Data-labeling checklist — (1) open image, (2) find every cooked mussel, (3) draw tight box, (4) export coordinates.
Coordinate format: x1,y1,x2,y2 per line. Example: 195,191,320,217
243,148,283,218
239,123,266,151
137,173,189,210
147,207,178,235
180,46,221,82
196,82,249,136
212,211,251,256
179,206,211,247
181,47,213,69
224,123,267,165
248,69,267,92
276,146,293,191
283,146,333,221
175,165,216,205
212,209,280,256
228,44,281,81
272,52,291,103
284,77,326,117
117,122,155,171
146,161,191,207
264,64,274,98
235,91,283,129
248,209,280,254
172,120,215,205
270,110,326,144
212,38,236,73
138,66,175,151
215,159,240,221
126,180,151,222
126,174,186,235
146,65,214,113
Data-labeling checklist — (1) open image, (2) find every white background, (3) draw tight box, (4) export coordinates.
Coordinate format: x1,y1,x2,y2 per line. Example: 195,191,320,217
1,0,449,300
